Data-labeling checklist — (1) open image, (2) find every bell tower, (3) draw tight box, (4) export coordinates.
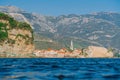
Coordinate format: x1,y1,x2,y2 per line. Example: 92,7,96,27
70,40,74,50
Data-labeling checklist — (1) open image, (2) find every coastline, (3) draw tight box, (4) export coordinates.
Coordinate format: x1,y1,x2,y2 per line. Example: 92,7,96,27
0,46,114,58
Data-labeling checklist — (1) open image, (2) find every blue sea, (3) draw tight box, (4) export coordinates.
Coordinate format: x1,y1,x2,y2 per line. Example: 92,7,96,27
0,58,120,80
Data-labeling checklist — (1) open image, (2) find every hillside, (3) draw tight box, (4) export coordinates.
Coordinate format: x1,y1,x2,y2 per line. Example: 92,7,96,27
0,12,34,57
0,6,120,51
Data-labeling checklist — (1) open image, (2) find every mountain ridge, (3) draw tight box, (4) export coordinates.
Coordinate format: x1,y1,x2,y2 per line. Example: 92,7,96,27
0,6,120,51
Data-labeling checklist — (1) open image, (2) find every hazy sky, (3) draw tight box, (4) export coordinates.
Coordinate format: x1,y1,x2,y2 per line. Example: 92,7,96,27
0,0,120,16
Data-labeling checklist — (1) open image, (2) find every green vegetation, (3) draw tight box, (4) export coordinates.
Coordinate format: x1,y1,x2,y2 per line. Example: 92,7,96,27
16,34,33,44
18,22,32,32
111,48,120,58
0,12,33,32
0,22,8,42
0,12,10,20
81,48,88,57
16,34,27,40
0,31,8,42
9,17,18,28
107,48,120,58
114,53,120,57
0,12,33,43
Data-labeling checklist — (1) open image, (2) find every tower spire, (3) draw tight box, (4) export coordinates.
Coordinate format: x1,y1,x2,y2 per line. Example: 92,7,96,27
70,40,74,50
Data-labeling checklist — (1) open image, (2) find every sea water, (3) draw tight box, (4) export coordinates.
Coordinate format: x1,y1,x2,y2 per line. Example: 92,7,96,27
0,58,120,80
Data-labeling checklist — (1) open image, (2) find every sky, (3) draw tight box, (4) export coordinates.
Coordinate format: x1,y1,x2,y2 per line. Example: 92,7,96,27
0,0,120,16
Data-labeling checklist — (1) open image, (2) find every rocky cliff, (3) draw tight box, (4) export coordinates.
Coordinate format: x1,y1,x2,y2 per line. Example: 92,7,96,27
0,12,34,57
86,46,113,58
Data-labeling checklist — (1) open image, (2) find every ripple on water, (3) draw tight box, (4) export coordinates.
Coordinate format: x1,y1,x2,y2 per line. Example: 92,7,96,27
102,73,120,79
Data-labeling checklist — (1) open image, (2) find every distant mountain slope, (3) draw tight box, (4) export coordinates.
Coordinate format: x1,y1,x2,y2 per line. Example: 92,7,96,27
0,6,120,50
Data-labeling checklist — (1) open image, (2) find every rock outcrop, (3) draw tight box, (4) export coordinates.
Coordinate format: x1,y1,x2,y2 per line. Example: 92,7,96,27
0,12,34,57
85,46,113,58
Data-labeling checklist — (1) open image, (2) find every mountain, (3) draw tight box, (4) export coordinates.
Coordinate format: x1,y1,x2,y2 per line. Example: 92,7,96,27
0,6,120,51
0,6,24,13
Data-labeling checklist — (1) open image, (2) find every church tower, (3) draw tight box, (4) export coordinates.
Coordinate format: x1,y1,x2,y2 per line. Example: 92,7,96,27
70,40,74,50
